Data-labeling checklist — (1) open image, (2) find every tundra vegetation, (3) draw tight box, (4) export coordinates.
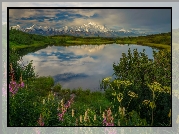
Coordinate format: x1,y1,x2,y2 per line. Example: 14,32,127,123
9,29,171,126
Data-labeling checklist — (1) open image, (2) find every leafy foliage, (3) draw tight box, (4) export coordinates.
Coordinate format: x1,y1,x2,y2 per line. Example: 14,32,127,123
101,48,171,126
9,48,36,83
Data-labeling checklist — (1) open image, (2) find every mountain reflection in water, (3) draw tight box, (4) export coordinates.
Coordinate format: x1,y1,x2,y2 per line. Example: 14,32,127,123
21,44,157,91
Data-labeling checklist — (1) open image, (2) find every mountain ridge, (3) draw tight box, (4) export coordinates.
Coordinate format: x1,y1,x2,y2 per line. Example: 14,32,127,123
10,22,151,37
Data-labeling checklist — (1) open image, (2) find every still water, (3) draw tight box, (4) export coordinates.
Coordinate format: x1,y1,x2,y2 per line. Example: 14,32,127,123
21,44,157,91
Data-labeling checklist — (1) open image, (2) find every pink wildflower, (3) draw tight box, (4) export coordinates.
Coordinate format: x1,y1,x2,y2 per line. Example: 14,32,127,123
37,114,44,126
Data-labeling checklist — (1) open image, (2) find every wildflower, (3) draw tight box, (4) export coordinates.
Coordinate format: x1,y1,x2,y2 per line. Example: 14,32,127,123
72,109,74,117
80,115,83,123
9,63,14,81
103,108,114,126
149,101,156,109
148,82,162,92
102,112,105,118
128,91,138,98
142,100,150,105
94,115,96,121
9,81,19,95
37,114,44,126
58,113,64,121
163,86,171,94
103,77,112,83
117,93,123,102
112,92,117,96
58,97,75,122
119,106,125,116
118,119,120,126
20,81,25,88
84,110,88,122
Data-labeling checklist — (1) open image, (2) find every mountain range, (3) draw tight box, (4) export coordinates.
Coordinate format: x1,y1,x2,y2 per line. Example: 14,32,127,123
10,22,149,37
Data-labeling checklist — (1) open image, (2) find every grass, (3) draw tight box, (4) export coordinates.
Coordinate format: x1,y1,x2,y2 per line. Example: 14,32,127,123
10,41,48,49
66,40,114,44
138,43,171,51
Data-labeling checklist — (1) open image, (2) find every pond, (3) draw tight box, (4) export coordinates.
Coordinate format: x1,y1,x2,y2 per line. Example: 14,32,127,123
21,43,158,91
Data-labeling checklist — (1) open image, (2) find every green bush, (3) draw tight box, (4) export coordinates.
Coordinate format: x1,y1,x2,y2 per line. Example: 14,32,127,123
101,48,171,126
9,48,36,83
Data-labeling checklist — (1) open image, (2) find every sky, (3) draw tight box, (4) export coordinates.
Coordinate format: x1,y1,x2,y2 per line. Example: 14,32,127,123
2,2,179,28
8,8,171,33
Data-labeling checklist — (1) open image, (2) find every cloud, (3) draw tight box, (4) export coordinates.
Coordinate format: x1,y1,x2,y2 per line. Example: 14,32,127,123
20,44,156,90
7,8,171,33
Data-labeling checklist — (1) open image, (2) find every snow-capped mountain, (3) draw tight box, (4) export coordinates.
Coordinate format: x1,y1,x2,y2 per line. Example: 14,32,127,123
10,25,21,30
9,22,148,37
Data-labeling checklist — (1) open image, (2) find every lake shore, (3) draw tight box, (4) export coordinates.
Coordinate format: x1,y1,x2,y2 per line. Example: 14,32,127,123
9,29,171,51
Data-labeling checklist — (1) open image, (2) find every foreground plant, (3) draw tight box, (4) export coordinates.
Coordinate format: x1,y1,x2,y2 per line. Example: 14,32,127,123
9,63,25,96
103,108,114,126
58,95,75,122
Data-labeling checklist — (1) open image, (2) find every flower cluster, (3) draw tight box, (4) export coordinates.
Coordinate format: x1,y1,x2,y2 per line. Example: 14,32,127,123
128,91,138,98
9,63,25,95
58,95,75,121
9,80,24,95
102,77,112,83
103,108,114,126
113,80,132,87
37,114,44,126
148,82,162,92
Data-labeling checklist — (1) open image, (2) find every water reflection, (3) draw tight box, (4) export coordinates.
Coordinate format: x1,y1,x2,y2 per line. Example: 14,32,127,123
21,44,157,91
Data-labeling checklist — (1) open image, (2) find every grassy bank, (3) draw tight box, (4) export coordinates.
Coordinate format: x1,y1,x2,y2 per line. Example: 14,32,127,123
116,32,171,51
9,29,171,51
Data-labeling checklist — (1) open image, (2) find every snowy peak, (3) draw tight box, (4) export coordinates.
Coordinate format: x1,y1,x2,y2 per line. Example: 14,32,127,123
10,25,21,30
118,28,130,33
9,22,148,37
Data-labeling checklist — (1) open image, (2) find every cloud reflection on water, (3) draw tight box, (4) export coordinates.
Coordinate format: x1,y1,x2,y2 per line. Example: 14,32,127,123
22,44,156,91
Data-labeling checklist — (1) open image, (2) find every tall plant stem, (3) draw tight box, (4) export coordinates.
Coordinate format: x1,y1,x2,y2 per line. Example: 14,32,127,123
127,98,132,110
151,90,155,126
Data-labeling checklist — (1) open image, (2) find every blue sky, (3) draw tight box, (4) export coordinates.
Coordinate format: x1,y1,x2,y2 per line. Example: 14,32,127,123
2,2,179,32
